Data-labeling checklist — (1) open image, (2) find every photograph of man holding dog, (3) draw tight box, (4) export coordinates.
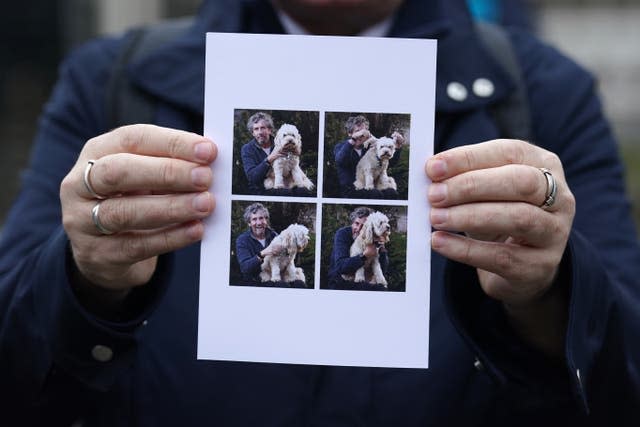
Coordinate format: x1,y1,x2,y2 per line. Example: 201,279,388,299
325,113,409,199
231,201,315,288
235,109,318,196
323,205,407,291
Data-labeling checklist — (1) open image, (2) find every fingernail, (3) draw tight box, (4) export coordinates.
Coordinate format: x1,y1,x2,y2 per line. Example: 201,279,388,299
194,142,213,161
193,192,211,212
431,231,447,249
191,166,211,187
430,208,448,226
429,159,447,178
428,183,447,203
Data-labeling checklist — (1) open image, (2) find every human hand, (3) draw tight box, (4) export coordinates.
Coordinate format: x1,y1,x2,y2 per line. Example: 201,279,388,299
363,243,378,258
350,129,371,148
267,146,287,164
262,243,283,257
60,124,217,293
425,139,575,308
391,131,405,148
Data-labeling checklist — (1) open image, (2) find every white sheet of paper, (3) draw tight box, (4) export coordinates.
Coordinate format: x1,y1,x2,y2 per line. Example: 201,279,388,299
199,33,436,368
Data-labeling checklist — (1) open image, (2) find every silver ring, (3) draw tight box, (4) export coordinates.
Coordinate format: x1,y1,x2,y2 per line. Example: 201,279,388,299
83,160,106,200
539,168,557,209
91,201,114,235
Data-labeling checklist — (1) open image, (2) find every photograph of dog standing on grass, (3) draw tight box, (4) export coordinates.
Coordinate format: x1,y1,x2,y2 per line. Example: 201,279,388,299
233,109,319,197
320,204,407,292
230,201,316,289
324,112,410,200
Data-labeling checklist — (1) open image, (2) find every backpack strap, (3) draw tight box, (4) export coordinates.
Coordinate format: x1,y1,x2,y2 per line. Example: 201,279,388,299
474,21,533,141
105,17,193,129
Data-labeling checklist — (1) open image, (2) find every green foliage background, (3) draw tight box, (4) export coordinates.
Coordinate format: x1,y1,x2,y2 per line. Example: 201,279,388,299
320,204,408,292
323,112,411,198
232,109,320,195
229,201,316,288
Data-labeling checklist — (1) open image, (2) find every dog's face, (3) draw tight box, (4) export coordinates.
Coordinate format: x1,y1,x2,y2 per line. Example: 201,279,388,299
274,123,302,155
362,211,391,244
373,137,396,160
283,223,310,252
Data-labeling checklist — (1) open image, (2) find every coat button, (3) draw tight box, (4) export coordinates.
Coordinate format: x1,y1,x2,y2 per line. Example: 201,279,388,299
91,345,114,362
473,357,484,371
447,81,468,102
472,78,495,98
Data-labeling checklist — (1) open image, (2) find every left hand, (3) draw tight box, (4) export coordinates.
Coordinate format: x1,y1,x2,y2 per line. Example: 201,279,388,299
425,139,575,308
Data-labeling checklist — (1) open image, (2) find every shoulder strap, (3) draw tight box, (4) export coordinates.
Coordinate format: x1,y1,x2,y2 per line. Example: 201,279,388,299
105,17,194,129
474,21,532,141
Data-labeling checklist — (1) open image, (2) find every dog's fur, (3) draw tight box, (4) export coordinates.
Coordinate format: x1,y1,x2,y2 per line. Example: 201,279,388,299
342,212,391,286
353,136,397,191
260,223,310,283
264,124,314,190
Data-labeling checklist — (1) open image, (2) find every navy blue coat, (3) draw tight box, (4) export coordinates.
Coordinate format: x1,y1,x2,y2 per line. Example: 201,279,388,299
235,228,277,283
1,0,639,425
241,137,272,193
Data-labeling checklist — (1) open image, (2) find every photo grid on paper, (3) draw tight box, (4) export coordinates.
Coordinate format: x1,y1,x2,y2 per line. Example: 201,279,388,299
229,108,410,293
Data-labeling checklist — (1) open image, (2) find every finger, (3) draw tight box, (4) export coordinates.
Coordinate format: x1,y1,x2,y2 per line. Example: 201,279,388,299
80,153,213,198
83,220,206,267
84,124,217,164
425,139,561,181
430,202,562,247
431,231,560,287
83,192,214,235
428,164,550,209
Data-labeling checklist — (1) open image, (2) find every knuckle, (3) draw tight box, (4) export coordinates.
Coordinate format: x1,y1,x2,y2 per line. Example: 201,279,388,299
513,205,538,235
494,248,515,275
160,161,180,186
98,157,124,189
166,133,183,159
459,175,478,200
517,168,539,199
501,139,526,164
121,237,148,260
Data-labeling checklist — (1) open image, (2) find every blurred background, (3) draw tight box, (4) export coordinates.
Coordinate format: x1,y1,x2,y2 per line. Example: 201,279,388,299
1,0,638,231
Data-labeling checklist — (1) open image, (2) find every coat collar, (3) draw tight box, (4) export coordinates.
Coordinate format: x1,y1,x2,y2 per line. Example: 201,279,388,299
128,0,515,115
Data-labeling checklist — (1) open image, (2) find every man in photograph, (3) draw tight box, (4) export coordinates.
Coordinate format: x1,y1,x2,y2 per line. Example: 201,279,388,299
327,206,389,291
333,115,404,198
235,203,279,285
240,112,286,194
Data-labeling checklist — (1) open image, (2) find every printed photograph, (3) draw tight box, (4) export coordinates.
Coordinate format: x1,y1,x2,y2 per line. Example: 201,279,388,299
229,201,316,289
323,112,410,200
233,109,319,197
320,204,407,292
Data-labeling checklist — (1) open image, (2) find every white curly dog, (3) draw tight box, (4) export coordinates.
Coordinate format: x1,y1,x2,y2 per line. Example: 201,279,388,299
342,211,391,286
353,134,398,191
260,223,310,283
264,123,315,191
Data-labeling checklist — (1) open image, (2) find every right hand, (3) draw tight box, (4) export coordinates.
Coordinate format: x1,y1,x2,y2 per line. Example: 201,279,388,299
60,124,217,292
363,243,378,258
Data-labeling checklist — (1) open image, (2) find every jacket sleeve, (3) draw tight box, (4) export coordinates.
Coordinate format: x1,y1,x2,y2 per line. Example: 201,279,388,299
241,142,270,187
0,35,169,422
329,227,365,277
236,232,262,277
444,29,640,421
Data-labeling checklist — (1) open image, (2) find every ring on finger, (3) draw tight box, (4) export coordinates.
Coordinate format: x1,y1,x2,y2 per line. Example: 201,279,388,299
83,159,107,200
91,200,115,235
539,168,557,210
